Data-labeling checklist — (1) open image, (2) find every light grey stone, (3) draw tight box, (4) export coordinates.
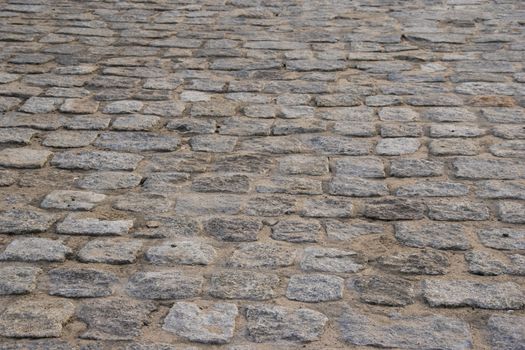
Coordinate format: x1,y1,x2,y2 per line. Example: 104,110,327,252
210,271,278,300
286,274,344,302
0,148,52,168
41,190,106,210
395,221,470,250
78,239,142,264
227,242,296,269
57,214,133,236
0,238,71,262
0,207,57,234
126,271,202,299
0,266,41,295
146,241,216,265
488,315,525,350
49,267,118,298
300,247,364,273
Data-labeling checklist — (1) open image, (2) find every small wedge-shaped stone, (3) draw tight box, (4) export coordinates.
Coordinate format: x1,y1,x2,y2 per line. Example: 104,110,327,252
0,297,74,338
246,305,328,342
52,151,143,171
286,274,344,302
210,270,278,300
77,238,142,264
0,148,51,168
300,247,364,273
0,266,41,295
0,238,71,262
163,302,238,344
395,221,470,250
77,297,156,340
0,207,57,234
488,315,525,350
340,308,472,349
146,241,216,265
41,190,106,210
227,242,296,269
94,132,180,152
126,271,203,299
423,280,524,309
49,267,118,298
57,214,133,235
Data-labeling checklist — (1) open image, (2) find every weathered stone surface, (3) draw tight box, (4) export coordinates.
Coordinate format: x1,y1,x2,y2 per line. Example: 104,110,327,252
378,249,449,275
78,239,142,264
0,238,71,262
395,182,469,197
175,194,242,215
498,201,525,223
48,267,118,297
246,305,328,342
210,271,278,300
245,195,296,216
340,308,472,349
278,155,328,175
423,280,524,309
395,221,470,250
0,148,52,168
376,138,421,155
427,201,489,221
43,131,98,148
0,298,74,338
76,171,142,190
77,298,155,340
300,247,364,272
390,159,444,177
203,217,261,242
488,315,525,350
192,174,250,193
94,132,179,152
0,266,41,295
328,176,389,197
51,151,143,171
0,207,57,234
163,302,238,344
286,274,344,302
350,275,415,306
146,241,216,265
453,158,525,179
301,196,354,218
227,242,296,269
57,214,133,236
126,271,202,299
465,251,509,276
364,198,425,220
103,100,143,114
271,219,321,243
478,228,525,250
41,190,106,210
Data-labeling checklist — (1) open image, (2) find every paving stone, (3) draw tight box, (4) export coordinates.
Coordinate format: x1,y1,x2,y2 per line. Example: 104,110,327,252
175,194,242,215
112,114,161,131
41,190,106,210
245,305,328,342
60,98,100,114
333,157,385,177
78,239,142,264
146,241,216,265
429,139,479,156
488,315,525,350
478,228,525,250
163,302,237,344
465,251,509,276
278,155,329,176
476,181,525,199
94,132,180,152
423,280,524,309
390,159,444,177
328,176,389,197
77,298,156,340
452,158,525,179
20,97,62,113
271,219,322,243
364,198,425,220
76,171,142,190
43,131,98,148
227,242,296,269
498,201,525,223
102,100,143,114
377,249,449,275
210,270,278,300
0,148,52,168
0,266,41,295
300,247,364,272
126,271,202,299
395,221,470,250
48,267,118,298
0,238,71,262
0,207,58,234
340,308,472,349
427,200,490,221
51,151,143,171
286,274,344,302
189,135,237,152
203,216,262,242
167,118,216,134
0,297,74,338
376,138,421,155
192,174,250,193
143,101,185,117
301,196,354,218
57,214,133,236
395,182,469,197
349,275,415,306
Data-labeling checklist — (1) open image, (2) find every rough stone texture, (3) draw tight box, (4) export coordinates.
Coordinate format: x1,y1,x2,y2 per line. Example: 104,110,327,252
0,298,75,338
423,280,524,309
340,308,473,349
245,305,328,342
163,302,238,344
1,1,524,348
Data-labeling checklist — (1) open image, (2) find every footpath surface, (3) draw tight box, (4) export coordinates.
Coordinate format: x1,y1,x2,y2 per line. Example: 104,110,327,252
0,0,524,349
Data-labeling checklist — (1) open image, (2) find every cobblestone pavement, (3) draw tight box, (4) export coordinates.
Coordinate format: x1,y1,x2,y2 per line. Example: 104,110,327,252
0,0,524,349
